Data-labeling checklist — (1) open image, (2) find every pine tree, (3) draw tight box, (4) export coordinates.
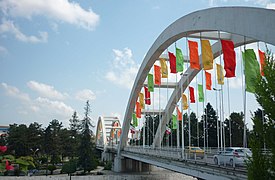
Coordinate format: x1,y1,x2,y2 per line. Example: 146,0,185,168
78,100,97,173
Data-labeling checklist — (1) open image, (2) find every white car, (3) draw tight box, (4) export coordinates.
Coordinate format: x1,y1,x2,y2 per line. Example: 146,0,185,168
213,147,252,167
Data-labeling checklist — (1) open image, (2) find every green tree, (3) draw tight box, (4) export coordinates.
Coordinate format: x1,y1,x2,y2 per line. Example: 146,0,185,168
7,124,29,156
43,119,62,165
247,48,275,179
78,100,97,173
224,112,246,147
201,103,218,147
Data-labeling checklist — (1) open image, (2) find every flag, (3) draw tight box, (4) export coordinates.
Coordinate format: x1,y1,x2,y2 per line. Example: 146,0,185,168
201,39,214,70
0,146,7,153
168,51,177,73
160,58,168,78
154,65,161,85
188,40,200,70
5,161,14,171
172,114,177,129
136,102,141,118
182,93,188,110
139,93,145,109
144,86,151,105
221,40,236,78
198,84,204,102
176,106,182,121
258,50,265,76
148,73,154,92
189,86,195,103
132,113,138,127
216,64,224,85
176,47,184,72
117,129,122,138
130,125,135,134
205,71,212,90
165,126,171,135
242,49,261,93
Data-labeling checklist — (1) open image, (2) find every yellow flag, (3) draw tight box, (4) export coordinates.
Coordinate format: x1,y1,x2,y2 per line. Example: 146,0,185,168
139,93,145,109
159,58,168,78
182,93,188,110
216,64,224,85
201,40,214,70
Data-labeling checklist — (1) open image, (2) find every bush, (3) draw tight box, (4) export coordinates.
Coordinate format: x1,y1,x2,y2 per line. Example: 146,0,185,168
104,161,112,170
47,165,56,175
61,159,77,175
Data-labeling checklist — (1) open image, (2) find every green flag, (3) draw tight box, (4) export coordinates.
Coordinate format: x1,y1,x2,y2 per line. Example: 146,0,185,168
176,47,184,72
242,49,260,93
198,84,204,102
132,113,138,127
172,114,177,129
148,73,154,92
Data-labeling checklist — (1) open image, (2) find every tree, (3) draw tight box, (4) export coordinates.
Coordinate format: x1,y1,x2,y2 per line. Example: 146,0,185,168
224,112,246,147
68,111,81,159
43,119,62,165
7,124,29,156
78,100,97,173
201,103,218,147
247,49,275,179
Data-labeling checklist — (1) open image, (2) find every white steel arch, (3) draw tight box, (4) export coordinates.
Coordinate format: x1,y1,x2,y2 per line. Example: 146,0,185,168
96,116,121,148
118,7,275,153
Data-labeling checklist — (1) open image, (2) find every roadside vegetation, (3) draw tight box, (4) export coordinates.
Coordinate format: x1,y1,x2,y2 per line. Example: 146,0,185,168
0,100,101,176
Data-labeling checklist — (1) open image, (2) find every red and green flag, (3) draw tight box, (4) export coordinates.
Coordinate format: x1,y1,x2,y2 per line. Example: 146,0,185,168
148,73,154,92
176,47,184,72
221,40,236,78
242,49,261,93
168,52,177,73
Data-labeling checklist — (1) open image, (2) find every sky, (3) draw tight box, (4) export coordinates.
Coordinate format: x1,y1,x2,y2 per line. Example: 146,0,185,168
0,0,275,131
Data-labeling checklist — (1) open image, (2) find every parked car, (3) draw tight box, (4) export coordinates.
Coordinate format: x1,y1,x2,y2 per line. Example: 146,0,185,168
186,146,204,159
213,147,252,166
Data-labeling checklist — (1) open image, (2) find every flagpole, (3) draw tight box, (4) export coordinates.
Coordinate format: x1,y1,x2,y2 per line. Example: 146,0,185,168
242,36,247,148
227,78,232,147
175,43,180,150
218,31,224,158
214,60,220,150
159,84,161,148
196,75,199,147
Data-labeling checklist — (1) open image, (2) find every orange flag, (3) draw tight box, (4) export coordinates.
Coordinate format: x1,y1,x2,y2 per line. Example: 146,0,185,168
188,40,200,70
258,49,265,76
139,93,145,109
205,71,212,90
182,93,188,110
216,64,224,85
176,106,182,121
201,39,214,70
159,58,168,78
154,65,161,85
136,102,141,118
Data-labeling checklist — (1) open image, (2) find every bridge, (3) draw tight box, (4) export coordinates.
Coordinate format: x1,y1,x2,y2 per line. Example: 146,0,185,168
95,7,275,180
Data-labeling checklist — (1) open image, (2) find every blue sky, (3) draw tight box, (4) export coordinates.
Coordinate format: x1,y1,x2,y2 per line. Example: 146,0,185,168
0,0,274,129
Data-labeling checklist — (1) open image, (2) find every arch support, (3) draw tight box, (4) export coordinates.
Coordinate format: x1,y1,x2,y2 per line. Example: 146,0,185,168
118,7,275,154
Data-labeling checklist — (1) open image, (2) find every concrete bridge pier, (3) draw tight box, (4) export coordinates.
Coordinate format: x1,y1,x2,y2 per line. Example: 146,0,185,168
113,156,151,172
101,151,114,162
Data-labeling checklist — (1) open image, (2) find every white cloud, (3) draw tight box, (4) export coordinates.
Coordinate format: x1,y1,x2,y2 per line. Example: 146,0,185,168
106,48,140,89
0,19,48,43
27,80,67,100
0,0,100,31
266,3,275,9
75,89,96,102
35,97,74,117
1,83,30,102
